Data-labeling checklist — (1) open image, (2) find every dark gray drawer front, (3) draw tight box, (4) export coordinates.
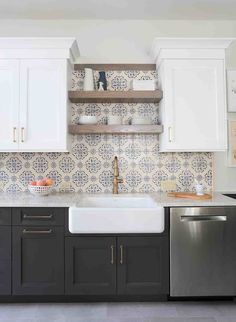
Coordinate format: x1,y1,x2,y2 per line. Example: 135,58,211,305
12,208,65,226
0,208,11,225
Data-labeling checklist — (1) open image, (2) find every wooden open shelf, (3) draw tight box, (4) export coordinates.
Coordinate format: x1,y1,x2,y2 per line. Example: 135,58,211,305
74,63,156,71
68,90,162,104
69,124,163,135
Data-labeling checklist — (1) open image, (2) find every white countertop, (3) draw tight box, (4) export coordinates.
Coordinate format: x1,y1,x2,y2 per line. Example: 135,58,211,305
0,191,235,208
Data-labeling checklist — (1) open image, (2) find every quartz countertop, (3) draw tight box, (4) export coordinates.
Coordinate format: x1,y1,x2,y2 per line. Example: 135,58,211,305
0,191,235,208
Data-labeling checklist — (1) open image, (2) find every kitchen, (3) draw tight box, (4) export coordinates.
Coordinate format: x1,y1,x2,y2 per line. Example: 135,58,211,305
1,1,236,322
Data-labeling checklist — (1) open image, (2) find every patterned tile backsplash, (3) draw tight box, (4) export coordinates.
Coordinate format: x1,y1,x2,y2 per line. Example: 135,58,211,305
0,70,213,193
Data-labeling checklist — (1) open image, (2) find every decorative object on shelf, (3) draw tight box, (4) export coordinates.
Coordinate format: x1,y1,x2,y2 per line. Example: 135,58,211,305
98,81,104,91
107,116,123,125
97,71,107,90
83,68,94,91
131,79,157,91
131,117,152,125
227,70,236,112
78,116,97,125
228,119,236,167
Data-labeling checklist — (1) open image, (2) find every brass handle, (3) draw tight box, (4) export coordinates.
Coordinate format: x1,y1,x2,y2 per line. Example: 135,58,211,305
23,214,53,219
111,245,114,264
168,126,172,142
13,127,17,143
21,127,25,143
23,229,52,234
120,245,124,264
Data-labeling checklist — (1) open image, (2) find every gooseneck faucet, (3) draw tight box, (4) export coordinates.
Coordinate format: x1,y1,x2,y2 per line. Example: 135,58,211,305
113,156,123,194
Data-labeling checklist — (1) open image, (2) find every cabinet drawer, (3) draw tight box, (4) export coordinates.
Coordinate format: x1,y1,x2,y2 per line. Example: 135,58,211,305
0,208,11,225
12,208,65,226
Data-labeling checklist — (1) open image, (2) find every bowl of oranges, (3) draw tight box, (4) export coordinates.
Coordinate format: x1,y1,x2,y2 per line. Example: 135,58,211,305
28,178,54,196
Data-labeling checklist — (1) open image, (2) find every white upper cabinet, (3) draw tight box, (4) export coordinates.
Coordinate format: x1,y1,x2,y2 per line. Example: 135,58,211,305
0,38,79,152
0,60,19,151
152,38,234,152
19,59,67,152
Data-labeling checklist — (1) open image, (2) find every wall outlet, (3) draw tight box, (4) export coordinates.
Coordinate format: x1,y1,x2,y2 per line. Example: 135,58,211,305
161,180,176,192
59,182,72,192
0,181,5,190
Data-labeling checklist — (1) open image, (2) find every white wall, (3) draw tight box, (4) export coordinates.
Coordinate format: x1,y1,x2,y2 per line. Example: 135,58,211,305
1,18,236,190
0,19,236,63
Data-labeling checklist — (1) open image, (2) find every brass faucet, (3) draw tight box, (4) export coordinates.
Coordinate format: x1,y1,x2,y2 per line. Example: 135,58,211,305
113,156,123,194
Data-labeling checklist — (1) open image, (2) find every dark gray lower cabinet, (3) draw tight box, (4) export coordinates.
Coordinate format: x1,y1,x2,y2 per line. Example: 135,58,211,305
12,226,64,295
0,227,11,295
65,237,116,295
117,237,169,295
65,236,169,296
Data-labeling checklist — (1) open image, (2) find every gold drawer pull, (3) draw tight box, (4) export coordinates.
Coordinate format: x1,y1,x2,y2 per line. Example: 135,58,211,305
120,245,124,264
111,245,114,264
23,229,52,234
23,214,53,219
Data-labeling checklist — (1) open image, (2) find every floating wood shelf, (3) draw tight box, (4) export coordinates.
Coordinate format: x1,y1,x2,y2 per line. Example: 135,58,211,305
74,63,156,71
68,90,163,103
69,124,163,135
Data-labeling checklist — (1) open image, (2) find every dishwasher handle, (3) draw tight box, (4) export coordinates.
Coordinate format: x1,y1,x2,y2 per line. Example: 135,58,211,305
180,215,227,222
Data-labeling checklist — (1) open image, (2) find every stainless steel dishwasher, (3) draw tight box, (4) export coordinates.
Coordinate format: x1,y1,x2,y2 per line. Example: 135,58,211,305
170,207,236,297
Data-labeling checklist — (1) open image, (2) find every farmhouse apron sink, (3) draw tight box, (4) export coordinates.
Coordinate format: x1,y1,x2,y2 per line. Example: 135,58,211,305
69,195,164,234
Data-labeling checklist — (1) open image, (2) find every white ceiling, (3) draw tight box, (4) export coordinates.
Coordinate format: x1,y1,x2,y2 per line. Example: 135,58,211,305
0,0,236,20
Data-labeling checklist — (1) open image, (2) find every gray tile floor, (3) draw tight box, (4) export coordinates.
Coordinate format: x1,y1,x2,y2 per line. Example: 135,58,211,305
0,301,235,322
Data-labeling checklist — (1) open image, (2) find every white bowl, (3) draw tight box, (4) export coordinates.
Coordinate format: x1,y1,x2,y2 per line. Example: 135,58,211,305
28,185,53,196
131,117,152,125
78,116,97,125
107,116,123,125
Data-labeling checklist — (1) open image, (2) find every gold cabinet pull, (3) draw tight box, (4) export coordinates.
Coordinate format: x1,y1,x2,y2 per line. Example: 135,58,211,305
110,245,114,264
21,127,25,143
168,126,173,142
23,228,52,234
120,245,124,264
13,127,17,143
23,214,53,220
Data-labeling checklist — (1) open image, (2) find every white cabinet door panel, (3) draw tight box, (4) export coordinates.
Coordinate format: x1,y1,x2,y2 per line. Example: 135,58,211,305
160,59,227,152
19,59,67,151
0,60,19,151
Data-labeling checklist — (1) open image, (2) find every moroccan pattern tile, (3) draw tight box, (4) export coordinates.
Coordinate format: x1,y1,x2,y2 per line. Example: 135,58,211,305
0,70,213,193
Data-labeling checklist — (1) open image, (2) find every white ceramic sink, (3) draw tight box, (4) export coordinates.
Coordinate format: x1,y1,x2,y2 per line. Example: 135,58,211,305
69,195,164,234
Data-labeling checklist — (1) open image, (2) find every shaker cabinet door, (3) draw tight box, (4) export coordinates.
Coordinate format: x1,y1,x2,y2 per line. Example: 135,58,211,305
0,227,11,295
117,237,169,295
65,237,116,295
0,60,19,151
19,59,68,152
159,59,226,152
12,226,64,295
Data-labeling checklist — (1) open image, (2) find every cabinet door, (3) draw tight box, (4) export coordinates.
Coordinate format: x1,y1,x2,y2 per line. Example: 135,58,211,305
0,227,11,295
117,237,169,295
12,226,64,295
19,59,68,152
0,60,19,151
65,237,116,295
159,59,226,152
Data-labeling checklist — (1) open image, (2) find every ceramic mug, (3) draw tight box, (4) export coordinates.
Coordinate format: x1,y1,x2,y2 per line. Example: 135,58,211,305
107,116,123,125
